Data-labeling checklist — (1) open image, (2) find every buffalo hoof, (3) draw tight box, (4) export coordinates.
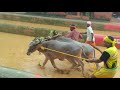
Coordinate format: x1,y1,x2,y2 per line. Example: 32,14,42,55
75,68,81,72
66,70,70,74
38,63,41,66
59,59,64,61
38,62,45,69
88,69,94,72
60,70,64,74
56,69,64,74
83,74,87,78
40,66,45,69
56,69,71,74
63,69,71,74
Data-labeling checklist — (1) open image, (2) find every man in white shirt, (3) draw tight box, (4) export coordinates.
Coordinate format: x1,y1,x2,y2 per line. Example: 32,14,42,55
86,21,95,43
85,21,102,54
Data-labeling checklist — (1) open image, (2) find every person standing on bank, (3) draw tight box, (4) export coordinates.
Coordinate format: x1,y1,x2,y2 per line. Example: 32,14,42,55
82,21,102,54
86,36,118,78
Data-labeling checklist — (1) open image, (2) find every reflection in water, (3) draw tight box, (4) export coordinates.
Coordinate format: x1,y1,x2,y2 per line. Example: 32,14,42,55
0,32,120,78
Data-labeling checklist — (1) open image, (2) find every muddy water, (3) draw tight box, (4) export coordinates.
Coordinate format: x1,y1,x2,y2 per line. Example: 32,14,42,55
0,32,120,78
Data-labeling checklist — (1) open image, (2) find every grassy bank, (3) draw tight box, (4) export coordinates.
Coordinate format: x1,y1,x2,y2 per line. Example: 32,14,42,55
0,23,87,42
0,23,62,37
0,13,106,31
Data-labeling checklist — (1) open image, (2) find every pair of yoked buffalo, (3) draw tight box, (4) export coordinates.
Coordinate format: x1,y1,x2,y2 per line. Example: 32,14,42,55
27,35,99,76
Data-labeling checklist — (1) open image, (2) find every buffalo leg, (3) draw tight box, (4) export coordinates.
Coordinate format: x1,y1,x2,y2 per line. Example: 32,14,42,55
75,58,85,76
92,57,100,70
68,59,77,69
49,59,61,71
64,58,78,74
95,63,100,70
40,58,49,69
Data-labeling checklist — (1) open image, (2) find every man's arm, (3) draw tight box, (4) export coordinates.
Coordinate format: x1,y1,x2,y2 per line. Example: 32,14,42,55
66,31,73,38
79,33,83,39
86,59,102,63
86,51,110,63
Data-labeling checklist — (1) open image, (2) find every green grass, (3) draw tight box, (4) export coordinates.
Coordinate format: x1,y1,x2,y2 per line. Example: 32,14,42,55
0,23,63,37
0,13,107,31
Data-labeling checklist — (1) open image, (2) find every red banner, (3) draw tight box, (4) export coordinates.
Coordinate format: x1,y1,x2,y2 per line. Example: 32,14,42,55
104,23,120,31
94,34,120,49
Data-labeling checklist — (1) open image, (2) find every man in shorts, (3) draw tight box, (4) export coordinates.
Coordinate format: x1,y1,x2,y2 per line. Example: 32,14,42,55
85,21,102,54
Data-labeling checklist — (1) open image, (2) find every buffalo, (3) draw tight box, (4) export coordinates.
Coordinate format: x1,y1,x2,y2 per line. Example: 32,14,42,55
27,36,98,76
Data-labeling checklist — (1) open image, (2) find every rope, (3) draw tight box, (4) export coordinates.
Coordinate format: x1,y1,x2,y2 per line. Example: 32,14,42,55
40,46,91,61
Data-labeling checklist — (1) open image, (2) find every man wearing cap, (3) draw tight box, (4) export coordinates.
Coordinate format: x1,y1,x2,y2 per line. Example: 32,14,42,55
86,36,118,78
85,21,102,54
65,24,82,41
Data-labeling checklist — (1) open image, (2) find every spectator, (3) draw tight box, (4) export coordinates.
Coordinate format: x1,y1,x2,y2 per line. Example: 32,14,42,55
82,21,102,54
